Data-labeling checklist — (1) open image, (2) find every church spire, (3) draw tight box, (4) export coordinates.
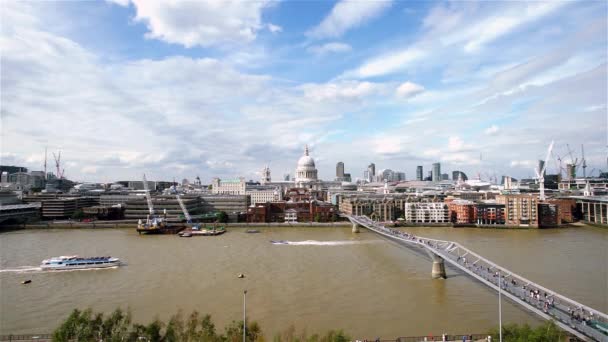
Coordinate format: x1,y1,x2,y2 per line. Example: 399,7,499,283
304,144,309,156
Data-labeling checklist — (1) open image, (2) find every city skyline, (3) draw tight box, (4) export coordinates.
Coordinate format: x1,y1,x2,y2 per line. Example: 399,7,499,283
1,1,607,182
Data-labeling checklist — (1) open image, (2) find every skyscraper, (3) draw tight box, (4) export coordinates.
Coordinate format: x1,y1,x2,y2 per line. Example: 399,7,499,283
432,163,441,182
367,163,376,182
416,166,423,181
336,162,345,178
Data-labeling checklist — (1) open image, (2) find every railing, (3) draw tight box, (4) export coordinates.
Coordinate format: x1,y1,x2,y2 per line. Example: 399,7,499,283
0,335,52,341
348,215,608,342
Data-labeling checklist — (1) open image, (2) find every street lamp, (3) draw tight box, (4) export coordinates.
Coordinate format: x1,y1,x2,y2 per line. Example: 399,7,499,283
243,289,247,342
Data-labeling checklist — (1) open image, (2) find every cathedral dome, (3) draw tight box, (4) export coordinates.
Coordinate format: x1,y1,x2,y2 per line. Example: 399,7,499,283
295,145,318,184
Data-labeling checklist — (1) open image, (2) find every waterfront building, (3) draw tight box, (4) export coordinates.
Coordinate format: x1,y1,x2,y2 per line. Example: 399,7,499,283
573,196,608,225
538,202,560,227
246,200,336,223
40,197,99,218
403,202,449,223
124,195,202,220
496,194,539,227
547,198,577,223
0,190,40,224
432,163,441,183
446,199,476,223
475,202,506,225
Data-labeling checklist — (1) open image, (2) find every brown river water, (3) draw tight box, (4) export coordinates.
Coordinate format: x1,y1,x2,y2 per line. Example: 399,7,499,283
0,226,606,338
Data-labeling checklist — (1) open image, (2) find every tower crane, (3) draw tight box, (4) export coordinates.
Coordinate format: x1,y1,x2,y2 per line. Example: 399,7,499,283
581,144,587,178
535,141,554,201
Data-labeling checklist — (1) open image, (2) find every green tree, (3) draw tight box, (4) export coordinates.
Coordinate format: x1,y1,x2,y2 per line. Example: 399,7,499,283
314,213,321,222
488,320,567,342
72,209,85,221
216,211,229,223
224,320,262,342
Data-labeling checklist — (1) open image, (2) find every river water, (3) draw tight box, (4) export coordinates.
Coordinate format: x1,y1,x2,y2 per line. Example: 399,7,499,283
0,226,606,338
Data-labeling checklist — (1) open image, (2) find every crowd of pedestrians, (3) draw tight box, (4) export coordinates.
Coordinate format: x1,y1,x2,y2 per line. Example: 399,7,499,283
352,215,607,341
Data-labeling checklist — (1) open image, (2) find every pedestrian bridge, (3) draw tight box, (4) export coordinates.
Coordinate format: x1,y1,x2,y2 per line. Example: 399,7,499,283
346,215,608,342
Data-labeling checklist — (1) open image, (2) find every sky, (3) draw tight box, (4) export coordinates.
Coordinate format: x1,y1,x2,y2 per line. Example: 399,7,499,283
1,0,607,183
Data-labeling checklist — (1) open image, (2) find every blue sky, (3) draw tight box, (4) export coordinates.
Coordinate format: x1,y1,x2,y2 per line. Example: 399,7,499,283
1,0,606,182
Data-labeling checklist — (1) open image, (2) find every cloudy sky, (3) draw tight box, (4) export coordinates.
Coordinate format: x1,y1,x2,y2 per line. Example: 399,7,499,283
1,0,606,183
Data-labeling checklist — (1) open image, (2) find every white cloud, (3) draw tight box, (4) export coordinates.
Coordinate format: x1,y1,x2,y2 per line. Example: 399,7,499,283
268,23,282,33
300,80,384,102
345,47,426,78
120,0,273,47
307,0,392,39
484,125,500,135
395,81,425,99
307,42,352,56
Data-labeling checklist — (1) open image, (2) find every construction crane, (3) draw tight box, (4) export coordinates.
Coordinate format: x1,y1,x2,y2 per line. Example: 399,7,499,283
52,151,64,179
176,194,199,229
581,144,587,178
143,174,155,216
535,141,554,201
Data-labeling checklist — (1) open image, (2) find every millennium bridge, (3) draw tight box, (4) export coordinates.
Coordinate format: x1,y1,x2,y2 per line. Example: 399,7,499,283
346,215,608,342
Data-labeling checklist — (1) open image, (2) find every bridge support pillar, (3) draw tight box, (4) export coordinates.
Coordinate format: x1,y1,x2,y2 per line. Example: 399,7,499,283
352,222,360,233
431,253,446,279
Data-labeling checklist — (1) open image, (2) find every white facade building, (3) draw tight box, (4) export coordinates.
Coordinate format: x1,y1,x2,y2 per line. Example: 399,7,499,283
246,187,283,205
211,177,246,195
403,202,449,223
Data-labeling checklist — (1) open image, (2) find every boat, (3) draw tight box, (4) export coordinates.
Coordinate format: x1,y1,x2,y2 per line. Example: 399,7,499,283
179,231,192,237
246,229,260,234
41,256,121,270
270,240,289,245
21,280,31,284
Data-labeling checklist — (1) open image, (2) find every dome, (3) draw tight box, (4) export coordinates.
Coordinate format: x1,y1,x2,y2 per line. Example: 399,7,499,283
297,155,316,168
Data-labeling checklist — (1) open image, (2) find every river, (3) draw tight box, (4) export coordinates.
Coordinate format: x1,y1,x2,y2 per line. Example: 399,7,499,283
0,226,606,338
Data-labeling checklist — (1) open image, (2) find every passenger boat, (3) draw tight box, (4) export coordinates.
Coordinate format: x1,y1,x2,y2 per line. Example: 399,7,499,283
41,256,121,270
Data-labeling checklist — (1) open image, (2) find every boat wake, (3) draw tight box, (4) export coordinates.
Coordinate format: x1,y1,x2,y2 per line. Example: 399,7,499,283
270,240,378,246
0,266,120,274
0,266,43,273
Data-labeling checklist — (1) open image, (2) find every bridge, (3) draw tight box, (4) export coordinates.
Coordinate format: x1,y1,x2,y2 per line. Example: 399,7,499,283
346,215,608,342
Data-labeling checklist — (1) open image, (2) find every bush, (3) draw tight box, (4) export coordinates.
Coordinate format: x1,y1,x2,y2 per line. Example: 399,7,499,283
488,320,568,342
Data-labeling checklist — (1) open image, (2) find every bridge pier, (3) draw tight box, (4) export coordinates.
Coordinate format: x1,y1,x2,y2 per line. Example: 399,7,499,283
352,222,360,233
431,253,447,279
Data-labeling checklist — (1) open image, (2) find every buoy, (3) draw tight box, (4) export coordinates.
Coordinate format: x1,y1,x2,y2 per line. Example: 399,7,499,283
237,274,245,278
21,280,31,284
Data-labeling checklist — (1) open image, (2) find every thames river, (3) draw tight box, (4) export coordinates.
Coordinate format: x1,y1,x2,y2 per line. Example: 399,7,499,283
1,226,606,338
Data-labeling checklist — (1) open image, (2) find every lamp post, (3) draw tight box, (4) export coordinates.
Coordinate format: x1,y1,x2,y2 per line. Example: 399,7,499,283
243,289,247,342
498,271,502,342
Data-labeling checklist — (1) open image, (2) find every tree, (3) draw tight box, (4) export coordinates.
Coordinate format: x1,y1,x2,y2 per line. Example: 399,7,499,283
216,211,228,223
314,213,321,222
488,320,567,342
72,209,85,221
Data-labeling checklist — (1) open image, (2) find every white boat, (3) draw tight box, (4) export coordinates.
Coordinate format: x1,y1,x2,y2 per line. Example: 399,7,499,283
41,256,121,270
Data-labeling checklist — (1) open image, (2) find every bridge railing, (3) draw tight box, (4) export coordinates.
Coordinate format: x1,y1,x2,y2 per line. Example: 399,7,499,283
349,216,608,342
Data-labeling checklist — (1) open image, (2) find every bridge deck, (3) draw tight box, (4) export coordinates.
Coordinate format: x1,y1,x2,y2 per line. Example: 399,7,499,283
348,215,608,342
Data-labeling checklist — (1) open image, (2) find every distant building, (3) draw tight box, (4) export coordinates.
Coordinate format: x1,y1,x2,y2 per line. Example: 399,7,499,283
211,177,246,195
283,174,290,181
441,173,449,181
261,165,271,185
395,172,406,182
432,163,441,182
246,185,282,205
1,171,8,184
336,162,345,179
247,200,336,223
416,166,423,181
452,171,468,181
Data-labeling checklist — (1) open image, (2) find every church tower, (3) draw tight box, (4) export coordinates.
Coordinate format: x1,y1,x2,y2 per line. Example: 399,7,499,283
261,165,271,185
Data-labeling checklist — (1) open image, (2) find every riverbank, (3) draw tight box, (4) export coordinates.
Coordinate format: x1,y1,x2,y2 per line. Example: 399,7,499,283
0,221,352,230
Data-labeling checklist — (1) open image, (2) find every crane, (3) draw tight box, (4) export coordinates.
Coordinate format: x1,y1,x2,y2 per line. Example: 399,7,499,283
176,194,199,229
143,174,155,216
535,141,554,201
52,151,64,179
581,144,587,178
